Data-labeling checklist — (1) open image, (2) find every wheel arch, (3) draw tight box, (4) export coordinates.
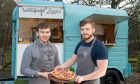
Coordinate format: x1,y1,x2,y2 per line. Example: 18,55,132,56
106,68,124,81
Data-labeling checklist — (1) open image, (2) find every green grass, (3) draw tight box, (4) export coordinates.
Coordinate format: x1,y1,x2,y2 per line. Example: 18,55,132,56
14,80,28,84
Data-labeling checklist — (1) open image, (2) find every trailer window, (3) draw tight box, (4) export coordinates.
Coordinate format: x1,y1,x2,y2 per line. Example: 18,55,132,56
18,18,63,43
82,14,117,45
95,24,115,45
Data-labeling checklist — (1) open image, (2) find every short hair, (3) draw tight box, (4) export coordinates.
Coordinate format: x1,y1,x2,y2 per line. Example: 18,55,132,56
80,18,95,28
37,23,50,31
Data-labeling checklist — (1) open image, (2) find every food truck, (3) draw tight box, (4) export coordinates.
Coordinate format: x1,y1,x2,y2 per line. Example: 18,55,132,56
0,0,132,84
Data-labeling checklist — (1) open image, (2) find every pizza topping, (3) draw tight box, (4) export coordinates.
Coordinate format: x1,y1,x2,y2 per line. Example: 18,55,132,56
50,69,76,80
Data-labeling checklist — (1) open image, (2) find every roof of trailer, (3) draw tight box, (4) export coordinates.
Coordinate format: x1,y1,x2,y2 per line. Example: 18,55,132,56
14,1,128,23
63,4,128,24
18,0,128,18
66,4,128,16
18,0,63,6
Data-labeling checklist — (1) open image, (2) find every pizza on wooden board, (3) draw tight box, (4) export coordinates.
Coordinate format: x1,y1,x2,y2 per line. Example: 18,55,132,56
50,69,76,80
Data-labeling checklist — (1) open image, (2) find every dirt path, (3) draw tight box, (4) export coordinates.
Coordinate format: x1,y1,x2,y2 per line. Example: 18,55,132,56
121,72,140,84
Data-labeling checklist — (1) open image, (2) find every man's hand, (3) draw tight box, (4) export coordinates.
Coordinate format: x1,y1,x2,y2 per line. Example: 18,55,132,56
75,75,84,83
55,54,77,70
37,72,50,79
54,65,65,70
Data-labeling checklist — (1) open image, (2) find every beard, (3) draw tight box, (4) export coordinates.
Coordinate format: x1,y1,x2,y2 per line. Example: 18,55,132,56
81,34,93,40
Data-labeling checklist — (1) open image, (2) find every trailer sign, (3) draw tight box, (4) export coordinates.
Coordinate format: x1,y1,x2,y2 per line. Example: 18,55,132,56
19,6,63,19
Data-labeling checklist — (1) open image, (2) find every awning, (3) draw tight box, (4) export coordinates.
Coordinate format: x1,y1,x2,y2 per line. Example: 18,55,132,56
86,14,129,24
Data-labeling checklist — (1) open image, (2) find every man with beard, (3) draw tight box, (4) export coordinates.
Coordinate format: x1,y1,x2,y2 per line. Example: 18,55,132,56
20,23,60,84
55,18,108,84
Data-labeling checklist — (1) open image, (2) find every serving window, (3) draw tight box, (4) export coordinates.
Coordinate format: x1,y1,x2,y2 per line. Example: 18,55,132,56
94,24,115,45
83,14,124,46
18,18,63,43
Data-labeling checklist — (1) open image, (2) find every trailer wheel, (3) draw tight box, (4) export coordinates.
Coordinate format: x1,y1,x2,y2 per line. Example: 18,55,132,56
101,70,120,84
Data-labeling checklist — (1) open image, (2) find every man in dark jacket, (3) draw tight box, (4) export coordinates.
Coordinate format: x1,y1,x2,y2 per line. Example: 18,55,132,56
55,18,108,84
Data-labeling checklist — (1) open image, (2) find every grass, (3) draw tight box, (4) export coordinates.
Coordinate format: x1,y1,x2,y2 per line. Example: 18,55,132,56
14,79,28,84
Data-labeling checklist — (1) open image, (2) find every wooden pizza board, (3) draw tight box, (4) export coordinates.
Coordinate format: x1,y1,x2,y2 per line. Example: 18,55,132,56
48,74,75,83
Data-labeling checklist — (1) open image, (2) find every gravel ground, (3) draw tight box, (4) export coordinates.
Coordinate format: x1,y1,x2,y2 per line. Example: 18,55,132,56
121,72,140,84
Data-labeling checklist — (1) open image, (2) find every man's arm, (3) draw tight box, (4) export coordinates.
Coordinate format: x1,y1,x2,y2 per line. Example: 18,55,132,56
20,46,39,77
55,54,77,69
75,59,108,83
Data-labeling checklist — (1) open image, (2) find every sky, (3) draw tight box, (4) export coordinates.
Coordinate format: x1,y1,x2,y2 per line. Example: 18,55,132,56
13,0,75,3
13,0,133,8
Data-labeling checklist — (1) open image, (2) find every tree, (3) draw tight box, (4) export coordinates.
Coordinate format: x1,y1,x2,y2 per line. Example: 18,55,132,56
71,0,138,9
126,1,140,54
0,0,16,77
0,0,16,52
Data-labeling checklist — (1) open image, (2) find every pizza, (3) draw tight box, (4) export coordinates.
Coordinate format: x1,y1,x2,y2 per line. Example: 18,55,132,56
50,69,76,80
